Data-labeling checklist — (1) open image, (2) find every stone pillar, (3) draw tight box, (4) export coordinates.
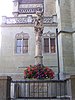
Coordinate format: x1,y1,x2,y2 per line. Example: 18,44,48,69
56,0,72,32
0,76,12,100
56,0,74,74
70,0,75,30
58,32,74,73
34,11,44,65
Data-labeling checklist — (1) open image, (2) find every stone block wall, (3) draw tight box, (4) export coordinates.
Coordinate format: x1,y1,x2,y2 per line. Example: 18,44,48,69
58,0,72,31
69,75,75,100
0,25,57,79
0,76,11,100
44,0,56,16
70,0,75,30
56,0,75,74
58,32,74,73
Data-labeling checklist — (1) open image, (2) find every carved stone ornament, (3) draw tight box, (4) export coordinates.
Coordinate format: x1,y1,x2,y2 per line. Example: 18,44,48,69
34,11,44,35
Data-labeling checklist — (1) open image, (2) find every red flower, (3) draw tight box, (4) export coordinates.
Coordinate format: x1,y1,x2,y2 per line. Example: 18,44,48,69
24,65,55,79
27,66,31,71
29,71,32,75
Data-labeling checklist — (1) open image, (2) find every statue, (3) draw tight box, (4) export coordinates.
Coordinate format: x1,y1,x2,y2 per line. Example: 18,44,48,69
34,11,44,35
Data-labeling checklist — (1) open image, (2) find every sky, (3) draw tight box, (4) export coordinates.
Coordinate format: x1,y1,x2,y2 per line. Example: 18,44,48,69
0,0,13,18
0,0,13,47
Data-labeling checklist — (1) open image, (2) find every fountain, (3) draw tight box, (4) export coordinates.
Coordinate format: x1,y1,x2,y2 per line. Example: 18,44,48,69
24,11,54,79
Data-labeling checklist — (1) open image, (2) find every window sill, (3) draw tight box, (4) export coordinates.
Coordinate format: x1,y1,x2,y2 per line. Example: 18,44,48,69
14,53,29,56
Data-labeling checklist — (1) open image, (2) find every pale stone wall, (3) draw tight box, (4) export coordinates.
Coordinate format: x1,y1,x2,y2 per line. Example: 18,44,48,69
72,33,75,65
58,33,63,73
70,0,75,30
57,0,75,32
0,26,35,75
0,76,11,100
71,0,75,66
61,33,74,73
0,24,57,78
58,32,75,73
44,0,56,16
57,0,72,32
56,0,75,74
1,0,75,77
0,0,58,79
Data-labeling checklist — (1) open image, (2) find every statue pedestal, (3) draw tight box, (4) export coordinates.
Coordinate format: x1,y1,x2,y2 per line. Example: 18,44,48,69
29,82,48,97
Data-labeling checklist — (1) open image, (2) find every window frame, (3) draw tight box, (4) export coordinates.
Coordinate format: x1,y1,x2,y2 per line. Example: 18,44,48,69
43,36,56,54
15,32,29,54
43,37,50,53
50,37,56,53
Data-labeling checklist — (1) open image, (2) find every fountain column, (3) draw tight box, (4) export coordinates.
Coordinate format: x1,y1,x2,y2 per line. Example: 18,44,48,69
34,11,44,65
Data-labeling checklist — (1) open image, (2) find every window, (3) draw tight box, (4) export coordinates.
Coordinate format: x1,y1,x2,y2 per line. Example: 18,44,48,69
15,32,29,54
44,37,56,53
16,39,28,54
50,38,56,53
44,38,49,53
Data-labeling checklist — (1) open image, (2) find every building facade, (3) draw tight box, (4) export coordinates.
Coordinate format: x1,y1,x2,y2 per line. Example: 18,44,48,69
1,0,75,80
0,0,58,79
